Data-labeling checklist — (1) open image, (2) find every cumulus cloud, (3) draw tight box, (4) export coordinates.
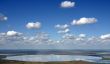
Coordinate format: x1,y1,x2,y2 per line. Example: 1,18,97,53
79,34,86,38
55,24,69,30
0,13,8,21
26,22,41,29
0,31,23,45
72,34,87,41
0,31,110,49
100,34,110,40
61,1,75,8
62,33,75,39
0,31,52,47
0,30,110,49
71,17,97,25
57,28,70,33
6,31,22,36
55,24,70,34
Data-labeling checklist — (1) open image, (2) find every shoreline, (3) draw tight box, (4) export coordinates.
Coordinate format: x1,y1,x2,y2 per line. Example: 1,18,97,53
0,59,95,64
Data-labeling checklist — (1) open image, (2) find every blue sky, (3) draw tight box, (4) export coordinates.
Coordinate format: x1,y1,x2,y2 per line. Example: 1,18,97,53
0,0,110,49
0,0,110,35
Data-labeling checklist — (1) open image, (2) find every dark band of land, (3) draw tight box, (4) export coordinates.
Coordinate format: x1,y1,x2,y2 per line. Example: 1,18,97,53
0,59,96,64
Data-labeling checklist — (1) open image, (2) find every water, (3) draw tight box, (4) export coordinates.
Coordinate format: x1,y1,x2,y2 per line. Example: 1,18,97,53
1,49,110,63
5,55,102,62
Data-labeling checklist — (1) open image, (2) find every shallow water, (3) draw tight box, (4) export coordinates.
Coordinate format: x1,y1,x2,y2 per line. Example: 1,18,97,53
5,55,102,62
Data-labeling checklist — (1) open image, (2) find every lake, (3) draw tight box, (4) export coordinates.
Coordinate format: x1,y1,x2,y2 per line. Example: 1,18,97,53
0,49,110,63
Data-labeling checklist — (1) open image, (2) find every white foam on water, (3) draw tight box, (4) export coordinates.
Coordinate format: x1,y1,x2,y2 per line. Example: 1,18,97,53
5,55,102,62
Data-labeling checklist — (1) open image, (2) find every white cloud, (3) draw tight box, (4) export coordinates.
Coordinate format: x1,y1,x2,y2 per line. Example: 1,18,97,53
0,33,5,36
79,34,86,38
0,31,52,46
55,24,70,34
26,22,41,29
62,34,86,41
61,1,75,8
55,24,69,30
75,38,84,41
100,34,110,40
62,33,75,39
0,31,23,45
6,31,22,36
3,16,8,21
22,32,51,44
57,28,70,33
0,30,110,49
71,17,97,25
0,13,8,21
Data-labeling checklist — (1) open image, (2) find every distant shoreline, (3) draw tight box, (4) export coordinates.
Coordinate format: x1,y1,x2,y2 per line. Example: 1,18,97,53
0,59,95,64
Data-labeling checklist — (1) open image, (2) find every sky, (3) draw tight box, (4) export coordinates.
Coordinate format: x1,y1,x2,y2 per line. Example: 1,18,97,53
0,0,110,49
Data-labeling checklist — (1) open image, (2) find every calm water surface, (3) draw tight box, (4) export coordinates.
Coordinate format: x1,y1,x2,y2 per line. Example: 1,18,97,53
5,55,102,62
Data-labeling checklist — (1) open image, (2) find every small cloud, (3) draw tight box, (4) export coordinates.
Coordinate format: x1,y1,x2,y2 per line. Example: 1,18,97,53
61,1,75,8
26,22,41,29
55,24,70,34
75,38,84,41
79,34,86,38
55,24,69,30
62,33,75,39
3,16,8,21
6,30,22,36
0,13,8,21
75,34,86,41
71,17,97,25
57,28,70,34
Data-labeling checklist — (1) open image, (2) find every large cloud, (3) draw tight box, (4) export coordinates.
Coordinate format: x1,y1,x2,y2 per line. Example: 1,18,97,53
61,1,75,8
71,17,97,25
26,22,41,29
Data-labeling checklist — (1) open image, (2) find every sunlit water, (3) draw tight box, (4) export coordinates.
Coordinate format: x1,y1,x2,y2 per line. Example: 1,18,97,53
5,55,102,62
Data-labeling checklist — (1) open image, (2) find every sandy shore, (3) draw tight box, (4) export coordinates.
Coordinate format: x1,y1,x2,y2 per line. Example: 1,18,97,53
0,59,96,64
